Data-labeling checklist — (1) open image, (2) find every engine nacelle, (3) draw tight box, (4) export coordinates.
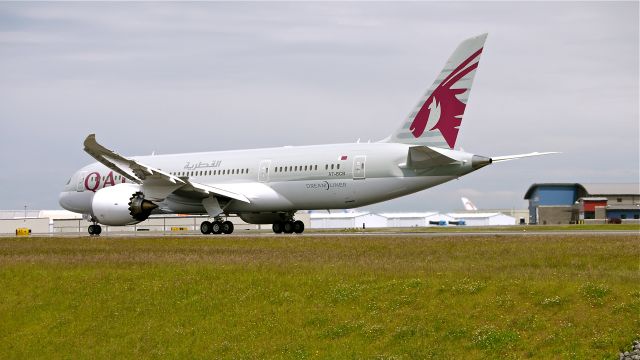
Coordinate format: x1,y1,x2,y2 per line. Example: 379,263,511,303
239,212,288,224
91,184,158,226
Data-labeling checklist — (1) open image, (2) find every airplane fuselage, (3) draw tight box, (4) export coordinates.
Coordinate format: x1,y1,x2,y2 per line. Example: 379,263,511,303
59,142,480,219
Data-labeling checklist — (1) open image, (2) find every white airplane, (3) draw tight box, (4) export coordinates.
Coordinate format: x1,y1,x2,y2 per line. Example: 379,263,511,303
461,197,479,211
59,34,556,235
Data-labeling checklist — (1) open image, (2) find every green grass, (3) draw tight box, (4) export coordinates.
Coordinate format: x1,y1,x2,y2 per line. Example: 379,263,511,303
0,234,638,359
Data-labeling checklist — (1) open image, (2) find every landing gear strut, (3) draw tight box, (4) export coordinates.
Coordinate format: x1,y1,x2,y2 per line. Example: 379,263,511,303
200,218,234,235
273,220,304,234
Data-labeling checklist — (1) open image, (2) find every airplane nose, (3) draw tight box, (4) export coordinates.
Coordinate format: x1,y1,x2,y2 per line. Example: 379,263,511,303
59,191,94,214
58,191,72,211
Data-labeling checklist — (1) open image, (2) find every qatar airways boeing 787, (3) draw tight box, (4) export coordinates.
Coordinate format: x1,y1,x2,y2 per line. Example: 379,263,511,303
59,34,556,235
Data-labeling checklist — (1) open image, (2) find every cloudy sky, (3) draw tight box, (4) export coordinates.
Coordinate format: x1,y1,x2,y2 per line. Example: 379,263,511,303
0,2,638,212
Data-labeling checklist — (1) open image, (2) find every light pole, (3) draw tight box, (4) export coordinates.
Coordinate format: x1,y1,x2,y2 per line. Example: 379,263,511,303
24,205,27,219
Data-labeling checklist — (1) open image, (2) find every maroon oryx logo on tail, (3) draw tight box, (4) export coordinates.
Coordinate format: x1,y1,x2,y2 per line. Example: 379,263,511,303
409,48,483,149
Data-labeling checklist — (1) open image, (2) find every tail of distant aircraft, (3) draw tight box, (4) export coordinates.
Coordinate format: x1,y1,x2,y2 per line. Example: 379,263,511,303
386,33,487,150
461,197,478,211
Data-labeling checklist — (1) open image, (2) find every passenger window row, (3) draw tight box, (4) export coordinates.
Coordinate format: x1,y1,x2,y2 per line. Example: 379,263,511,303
169,169,250,177
274,164,318,173
160,162,344,178
273,163,341,173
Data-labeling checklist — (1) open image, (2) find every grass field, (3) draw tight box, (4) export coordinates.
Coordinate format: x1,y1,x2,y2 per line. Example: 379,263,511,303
0,234,638,359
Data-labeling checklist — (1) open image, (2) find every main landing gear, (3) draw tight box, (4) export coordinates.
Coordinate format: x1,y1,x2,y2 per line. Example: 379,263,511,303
272,220,304,234
200,219,234,235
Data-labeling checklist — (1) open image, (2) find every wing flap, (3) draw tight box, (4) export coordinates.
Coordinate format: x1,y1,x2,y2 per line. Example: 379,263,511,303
184,180,251,203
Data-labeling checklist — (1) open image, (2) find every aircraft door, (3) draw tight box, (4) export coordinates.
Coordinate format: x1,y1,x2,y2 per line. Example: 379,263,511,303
258,160,271,183
76,172,87,192
353,156,366,180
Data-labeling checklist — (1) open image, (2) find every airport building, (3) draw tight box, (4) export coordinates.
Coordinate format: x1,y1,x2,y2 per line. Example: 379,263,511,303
445,212,517,226
308,211,515,229
310,211,456,229
524,183,640,224
309,212,387,229
454,209,529,225
379,212,455,228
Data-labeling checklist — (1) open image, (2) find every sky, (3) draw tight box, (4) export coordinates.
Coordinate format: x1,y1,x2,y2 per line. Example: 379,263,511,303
0,2,638,213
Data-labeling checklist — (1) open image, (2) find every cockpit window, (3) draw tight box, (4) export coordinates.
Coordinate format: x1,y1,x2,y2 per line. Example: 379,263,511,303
66,177,71,185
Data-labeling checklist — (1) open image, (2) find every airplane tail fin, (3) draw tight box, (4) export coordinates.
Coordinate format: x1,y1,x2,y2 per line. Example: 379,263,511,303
461,197,478,211
386,33,487,149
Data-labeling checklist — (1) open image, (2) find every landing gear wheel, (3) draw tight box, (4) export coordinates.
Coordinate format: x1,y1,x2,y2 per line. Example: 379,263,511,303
88,224,102,236
200,221,212,234
293,220,304,234
272,222,283,234
222,221,234,234
283,221,294,234
211,221,222,235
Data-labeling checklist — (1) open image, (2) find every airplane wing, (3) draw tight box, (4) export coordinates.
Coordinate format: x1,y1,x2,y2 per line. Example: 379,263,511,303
83,134,250,203
491,152,560,163
84,134,180,184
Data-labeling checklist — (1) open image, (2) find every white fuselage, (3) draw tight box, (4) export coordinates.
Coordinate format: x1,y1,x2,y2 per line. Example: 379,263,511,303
59,141,481,220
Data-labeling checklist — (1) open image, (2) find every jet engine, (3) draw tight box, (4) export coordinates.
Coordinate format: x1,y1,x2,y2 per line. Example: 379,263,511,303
239,212,287,224
91,183,158,226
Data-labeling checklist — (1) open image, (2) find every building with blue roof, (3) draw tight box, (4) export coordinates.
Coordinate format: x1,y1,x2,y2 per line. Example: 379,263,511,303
524,183,639,224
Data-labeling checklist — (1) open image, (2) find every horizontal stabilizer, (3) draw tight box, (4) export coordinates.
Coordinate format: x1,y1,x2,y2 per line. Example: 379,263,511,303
492,152,560,163
407,146,459,168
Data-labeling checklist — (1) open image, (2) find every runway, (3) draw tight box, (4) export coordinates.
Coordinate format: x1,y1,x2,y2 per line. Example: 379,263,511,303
9,229,639,238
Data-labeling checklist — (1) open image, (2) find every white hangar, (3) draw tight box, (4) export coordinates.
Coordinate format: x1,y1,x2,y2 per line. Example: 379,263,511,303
445,212,516,226
379,212,456,227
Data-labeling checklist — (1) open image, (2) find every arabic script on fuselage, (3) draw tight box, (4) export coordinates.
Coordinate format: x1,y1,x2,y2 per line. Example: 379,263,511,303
183,160,222,170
